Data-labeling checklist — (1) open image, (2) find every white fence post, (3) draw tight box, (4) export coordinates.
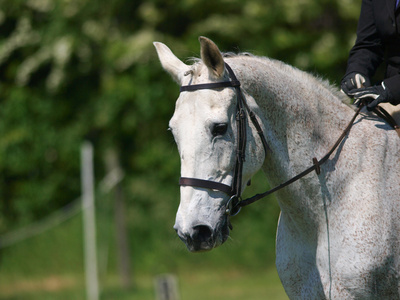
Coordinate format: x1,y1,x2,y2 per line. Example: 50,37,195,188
81,141,100,300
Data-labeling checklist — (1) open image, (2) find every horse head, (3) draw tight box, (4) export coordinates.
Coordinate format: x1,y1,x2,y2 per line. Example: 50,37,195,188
154,37,265,252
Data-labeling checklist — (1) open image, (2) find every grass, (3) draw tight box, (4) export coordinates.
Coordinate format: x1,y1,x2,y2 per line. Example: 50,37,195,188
0,266,288,300
0,171,286,299
0,213,288,300
178,266,288,300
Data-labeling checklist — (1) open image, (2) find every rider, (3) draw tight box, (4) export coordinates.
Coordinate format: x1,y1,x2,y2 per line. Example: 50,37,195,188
341,0,400,110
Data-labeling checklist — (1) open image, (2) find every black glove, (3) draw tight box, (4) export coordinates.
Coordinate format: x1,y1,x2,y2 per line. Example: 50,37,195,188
348,82,393,111
341,72,371,96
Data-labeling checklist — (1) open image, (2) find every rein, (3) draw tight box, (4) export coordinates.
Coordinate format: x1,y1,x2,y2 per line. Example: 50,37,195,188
239,103,364,208
178,62,396,217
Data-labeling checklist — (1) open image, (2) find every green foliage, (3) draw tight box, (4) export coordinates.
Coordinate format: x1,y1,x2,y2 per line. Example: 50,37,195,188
0,0,361,294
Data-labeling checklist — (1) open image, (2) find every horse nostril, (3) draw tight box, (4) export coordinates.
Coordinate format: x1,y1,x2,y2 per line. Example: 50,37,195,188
192,225,213,243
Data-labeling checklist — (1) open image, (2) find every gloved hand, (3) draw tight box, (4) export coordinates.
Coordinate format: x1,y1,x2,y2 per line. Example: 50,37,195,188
348,82,393,111
341,72,371,96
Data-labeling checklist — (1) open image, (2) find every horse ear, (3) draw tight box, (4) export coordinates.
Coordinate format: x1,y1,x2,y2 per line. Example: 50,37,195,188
199,36,225,78
153,42,188,84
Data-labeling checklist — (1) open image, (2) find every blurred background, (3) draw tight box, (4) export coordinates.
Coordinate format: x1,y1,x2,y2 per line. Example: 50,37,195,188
0,0,361,299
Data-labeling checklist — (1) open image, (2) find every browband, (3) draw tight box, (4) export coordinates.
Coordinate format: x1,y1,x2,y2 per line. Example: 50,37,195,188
180,80,240,92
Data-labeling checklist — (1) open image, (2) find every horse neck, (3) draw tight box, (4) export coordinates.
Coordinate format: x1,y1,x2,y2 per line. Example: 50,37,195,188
228,56,353,218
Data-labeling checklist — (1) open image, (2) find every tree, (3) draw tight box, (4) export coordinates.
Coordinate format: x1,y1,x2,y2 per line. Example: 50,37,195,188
0,1,360,266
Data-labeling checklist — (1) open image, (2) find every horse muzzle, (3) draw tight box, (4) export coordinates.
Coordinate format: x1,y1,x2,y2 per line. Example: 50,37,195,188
174,222,229,252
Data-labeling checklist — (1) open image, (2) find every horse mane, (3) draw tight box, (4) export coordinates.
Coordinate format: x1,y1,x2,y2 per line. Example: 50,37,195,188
185,52,351,106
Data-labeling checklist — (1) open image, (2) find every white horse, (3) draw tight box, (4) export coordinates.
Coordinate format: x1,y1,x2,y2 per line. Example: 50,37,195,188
154,37,400,299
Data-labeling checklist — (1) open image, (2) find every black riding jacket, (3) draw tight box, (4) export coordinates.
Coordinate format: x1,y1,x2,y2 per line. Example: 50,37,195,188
344,0,400,105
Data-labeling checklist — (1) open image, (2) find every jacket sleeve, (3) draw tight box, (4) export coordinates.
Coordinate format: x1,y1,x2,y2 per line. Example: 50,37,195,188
384,75,400,105
344,0,384,79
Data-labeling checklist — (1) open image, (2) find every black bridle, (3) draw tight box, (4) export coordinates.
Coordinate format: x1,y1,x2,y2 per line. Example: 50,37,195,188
178,62,370,217
179,63,269,216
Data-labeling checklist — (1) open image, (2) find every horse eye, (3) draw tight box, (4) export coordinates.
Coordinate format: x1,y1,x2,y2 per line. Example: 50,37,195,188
212,123,228,137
